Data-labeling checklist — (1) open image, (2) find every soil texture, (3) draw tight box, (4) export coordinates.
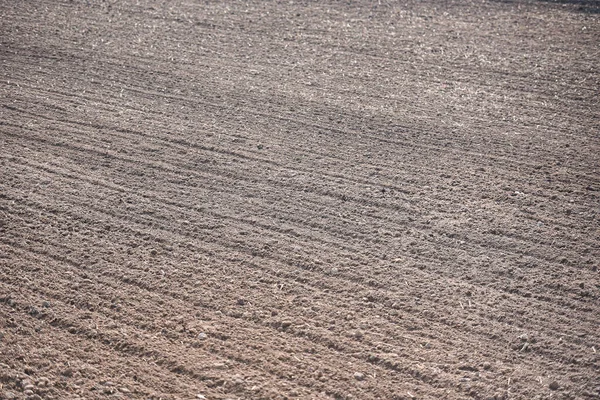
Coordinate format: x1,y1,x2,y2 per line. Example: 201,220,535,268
1,0,599,399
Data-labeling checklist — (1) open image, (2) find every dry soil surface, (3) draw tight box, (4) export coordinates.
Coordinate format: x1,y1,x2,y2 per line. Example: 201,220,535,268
1,0,599,399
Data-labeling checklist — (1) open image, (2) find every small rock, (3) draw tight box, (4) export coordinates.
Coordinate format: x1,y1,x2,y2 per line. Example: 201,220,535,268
119,387,130,393
517,333,528,341
482,362,492,370
280,320,292,329
23,389,34,396
197,332,208,340
36,377,49,387
42,301,51,308
23,384,35,390
103,381,114,387
231,377,244,386
353,372,365,381
549,381,559,390
196,395,206,399
237,298,247,306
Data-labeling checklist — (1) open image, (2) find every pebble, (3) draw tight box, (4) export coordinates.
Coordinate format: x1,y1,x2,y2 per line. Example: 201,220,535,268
232,377,244,385
483,362,492,370
549,381,560,390
353,372,365,381
213,362,228,370
196,395,206,399
36,377,49,387
280,320,292,329
23,384,35,390
197,332,208,340
23,389,34,396
103,387,115,394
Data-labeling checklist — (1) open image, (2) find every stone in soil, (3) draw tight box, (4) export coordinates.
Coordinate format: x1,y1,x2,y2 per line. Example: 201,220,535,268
353,372,365,380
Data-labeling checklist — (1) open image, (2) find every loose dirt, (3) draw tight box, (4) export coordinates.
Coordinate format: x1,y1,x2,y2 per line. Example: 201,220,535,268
1,0,599,399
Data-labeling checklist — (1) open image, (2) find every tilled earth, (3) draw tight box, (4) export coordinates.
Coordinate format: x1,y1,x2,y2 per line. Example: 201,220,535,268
1,0,599,399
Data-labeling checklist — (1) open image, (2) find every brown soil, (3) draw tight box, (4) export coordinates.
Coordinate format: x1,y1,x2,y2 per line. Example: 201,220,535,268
1,0,599,399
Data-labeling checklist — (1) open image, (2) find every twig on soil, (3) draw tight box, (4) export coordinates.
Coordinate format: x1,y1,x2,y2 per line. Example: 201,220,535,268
459,301,464,309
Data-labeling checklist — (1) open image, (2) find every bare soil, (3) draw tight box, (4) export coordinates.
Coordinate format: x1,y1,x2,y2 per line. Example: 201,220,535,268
1,0,599,399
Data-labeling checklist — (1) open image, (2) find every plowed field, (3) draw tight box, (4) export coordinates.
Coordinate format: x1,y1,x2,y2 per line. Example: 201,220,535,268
1,0,599,399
